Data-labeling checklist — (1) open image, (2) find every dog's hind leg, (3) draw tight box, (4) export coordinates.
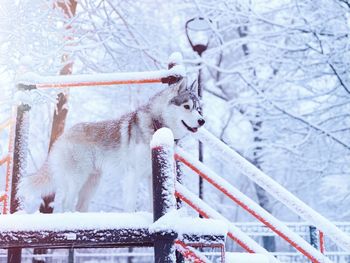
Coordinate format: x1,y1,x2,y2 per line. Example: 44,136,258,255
76,169,101,212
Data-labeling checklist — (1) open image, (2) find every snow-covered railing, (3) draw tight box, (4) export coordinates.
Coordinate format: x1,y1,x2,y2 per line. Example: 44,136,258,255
194,128,350,254
16,53,185,90
175,147,332,263
16,66,185,89
151,128,224,263
150,128,178,262
233,222,326,237
175,182,280,263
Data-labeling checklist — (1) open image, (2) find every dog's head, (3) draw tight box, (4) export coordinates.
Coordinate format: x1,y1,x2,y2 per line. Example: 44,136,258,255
159,78,205,140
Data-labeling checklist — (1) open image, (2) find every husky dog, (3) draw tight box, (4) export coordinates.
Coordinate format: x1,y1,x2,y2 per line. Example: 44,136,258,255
19,79,205,212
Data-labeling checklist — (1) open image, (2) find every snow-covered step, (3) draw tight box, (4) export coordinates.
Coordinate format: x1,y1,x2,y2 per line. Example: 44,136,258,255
226,253,270,263
0,212,226,250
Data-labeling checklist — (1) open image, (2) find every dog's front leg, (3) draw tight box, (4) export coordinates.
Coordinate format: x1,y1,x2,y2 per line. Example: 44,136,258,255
62,181,79,212
76,169,102,212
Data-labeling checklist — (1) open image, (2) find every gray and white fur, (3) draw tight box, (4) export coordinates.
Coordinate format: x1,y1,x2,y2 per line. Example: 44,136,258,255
19,79,205,212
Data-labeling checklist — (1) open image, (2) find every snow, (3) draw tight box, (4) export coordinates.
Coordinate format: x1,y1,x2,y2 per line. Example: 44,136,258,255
150,208,227,237
168,52,183,65
176,147,332,263
195,128,350,253
151,128,176,216
0,210,225,241
150,127,175,148
226,253,270,263
16,65,186,87
0,212,153,232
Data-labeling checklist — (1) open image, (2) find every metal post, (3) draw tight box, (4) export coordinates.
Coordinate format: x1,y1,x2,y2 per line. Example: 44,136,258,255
198,66,204,201
309,225,318,250
319,230,325,254
7,103,31,263
185,18,209,202
68,248,74,263
151,128,177,263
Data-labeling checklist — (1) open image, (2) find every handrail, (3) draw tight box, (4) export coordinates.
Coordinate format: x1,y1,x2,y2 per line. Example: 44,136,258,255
195,128,350,253
16,66,185,89
175,240,209,263
175,182,280,263
175,148,332,263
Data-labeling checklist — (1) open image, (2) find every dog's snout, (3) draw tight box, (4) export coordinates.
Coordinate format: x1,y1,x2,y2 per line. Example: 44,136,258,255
198,118,205,126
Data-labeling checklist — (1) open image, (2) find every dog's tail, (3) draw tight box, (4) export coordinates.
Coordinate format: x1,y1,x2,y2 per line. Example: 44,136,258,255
18,161,55,200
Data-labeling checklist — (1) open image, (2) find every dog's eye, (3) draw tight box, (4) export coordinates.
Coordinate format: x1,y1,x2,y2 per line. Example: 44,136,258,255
183,105,190,110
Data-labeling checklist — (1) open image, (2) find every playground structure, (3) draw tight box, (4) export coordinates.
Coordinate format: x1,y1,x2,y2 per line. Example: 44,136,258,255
0,53,350,262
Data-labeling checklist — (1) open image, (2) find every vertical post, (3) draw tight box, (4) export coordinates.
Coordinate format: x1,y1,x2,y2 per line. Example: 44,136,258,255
151,128,177,263
319,231,325,254
68,248,74,263
7,102,31,263
198,64,204,201
309,225,318,250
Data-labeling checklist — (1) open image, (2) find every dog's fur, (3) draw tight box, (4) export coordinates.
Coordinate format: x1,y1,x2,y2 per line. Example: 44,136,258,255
19,79,204,212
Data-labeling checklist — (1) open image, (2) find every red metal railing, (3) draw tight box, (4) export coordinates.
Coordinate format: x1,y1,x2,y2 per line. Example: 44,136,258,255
175,240,211,263
175,188,254,254
175,151,330,263
35,78,165,89
0,117,13,214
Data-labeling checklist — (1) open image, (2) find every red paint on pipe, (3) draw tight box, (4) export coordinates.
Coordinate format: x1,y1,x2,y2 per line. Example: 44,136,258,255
175,153,320,263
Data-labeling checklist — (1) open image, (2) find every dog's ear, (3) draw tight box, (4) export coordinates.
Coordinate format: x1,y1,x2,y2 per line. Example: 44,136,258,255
170,78,187,95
